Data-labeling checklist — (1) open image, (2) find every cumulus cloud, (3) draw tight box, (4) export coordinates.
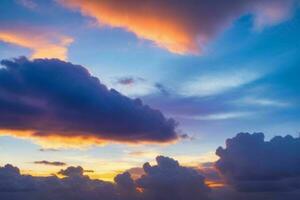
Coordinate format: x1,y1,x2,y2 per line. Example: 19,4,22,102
0,28,73,60
2,151,300,199
0,156,211,200
34,160,66,166
59,0,296,54
216,132,300,192
136,156,210,200
0,57,177,147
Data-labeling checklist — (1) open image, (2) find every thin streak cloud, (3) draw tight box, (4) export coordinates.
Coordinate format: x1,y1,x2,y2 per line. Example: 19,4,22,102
180,69,261,97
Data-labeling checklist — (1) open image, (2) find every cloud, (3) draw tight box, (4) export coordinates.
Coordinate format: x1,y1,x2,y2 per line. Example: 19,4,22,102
136,156,211,200
39,148,60,152
2,153,300,199
155,83,170,96
58,166,84,176
0,164,118,200
34,160,66,166
180,69,261,97
114,172,138,200
0,57,177,147
253,0,295,30
110,76,165,97
0,28,73,60
0,156,211,200
235,97,291,107
59,0,296,54
176,112,252,121
117,77,143,86
216,132,300,192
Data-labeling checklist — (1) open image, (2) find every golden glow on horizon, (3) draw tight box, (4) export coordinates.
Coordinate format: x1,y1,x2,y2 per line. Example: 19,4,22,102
0,30,73,60
174,152,219,166
60,0,201,54
20,164,225,187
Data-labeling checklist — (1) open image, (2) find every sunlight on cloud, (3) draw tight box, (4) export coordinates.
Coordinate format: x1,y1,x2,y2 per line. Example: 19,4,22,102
180,70,261,97
59,0,201,54
59,0,295,55
0,130,107,149
0,30,73,60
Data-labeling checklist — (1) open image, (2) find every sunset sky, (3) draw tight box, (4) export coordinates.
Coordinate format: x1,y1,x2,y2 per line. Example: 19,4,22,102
1,1,300,199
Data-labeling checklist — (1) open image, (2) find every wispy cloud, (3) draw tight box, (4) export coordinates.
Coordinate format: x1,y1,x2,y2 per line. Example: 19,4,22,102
39,148,61,152
180,69,261,97
235,97,291,107
176,112,252,121
34,160,67,166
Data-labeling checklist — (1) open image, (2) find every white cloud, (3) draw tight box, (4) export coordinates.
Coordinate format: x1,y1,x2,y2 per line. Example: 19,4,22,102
176,112,252,121
236,97,291,107
180,69,261,97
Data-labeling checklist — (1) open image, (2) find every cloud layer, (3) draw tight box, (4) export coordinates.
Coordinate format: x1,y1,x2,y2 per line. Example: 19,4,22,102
0,57,177,147
60,0,295,54
2,137,300,199
0,156,210,200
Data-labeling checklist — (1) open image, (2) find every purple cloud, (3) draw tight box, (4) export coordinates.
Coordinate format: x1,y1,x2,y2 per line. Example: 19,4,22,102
0,57,178,146
216,133,300,192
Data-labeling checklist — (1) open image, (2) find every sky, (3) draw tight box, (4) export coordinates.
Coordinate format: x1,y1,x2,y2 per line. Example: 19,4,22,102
1,0,300,199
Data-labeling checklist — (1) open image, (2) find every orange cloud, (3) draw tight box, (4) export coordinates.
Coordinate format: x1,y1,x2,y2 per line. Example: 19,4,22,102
0,29,73,60
60,0,295,55
0,129,107,148
60,0,204,54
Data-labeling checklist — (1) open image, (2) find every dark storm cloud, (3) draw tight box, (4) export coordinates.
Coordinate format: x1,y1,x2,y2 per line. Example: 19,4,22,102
0,57,177,145
216,132,300,192
34,160,66,166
